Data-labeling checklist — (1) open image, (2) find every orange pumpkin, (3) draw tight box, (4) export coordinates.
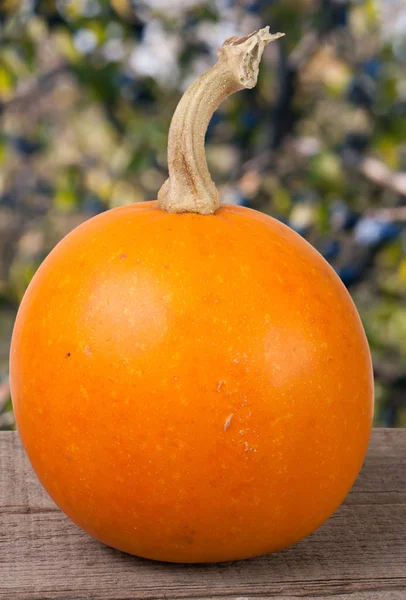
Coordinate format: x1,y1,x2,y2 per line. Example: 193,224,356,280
10,28,373,563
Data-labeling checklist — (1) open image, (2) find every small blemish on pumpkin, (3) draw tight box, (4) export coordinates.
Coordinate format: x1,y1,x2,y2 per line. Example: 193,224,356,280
67,456,71,461
66,353,71,357
120,253,128,260
217,380,225,392
183,536,195,545
224,413,233,431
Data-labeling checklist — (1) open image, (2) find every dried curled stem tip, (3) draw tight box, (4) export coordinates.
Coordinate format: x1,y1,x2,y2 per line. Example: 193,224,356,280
219,28,285,89
158,27,285,215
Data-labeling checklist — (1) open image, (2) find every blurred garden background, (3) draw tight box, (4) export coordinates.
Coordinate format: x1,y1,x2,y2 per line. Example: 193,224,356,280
0,0,405,429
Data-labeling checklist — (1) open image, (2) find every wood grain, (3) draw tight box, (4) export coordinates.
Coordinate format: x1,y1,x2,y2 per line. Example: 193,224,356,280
0,429,405,600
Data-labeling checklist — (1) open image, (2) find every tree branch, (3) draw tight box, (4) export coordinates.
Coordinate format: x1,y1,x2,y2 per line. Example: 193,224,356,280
0,63,69,115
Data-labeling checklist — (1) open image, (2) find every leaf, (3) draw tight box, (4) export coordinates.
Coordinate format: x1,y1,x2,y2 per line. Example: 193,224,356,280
308,152,344,193
0,64,15,100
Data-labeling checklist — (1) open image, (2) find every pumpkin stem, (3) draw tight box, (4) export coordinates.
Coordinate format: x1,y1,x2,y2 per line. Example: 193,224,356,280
157,27,285,215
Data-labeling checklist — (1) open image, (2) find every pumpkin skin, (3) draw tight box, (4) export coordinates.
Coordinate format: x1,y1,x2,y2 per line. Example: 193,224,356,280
10,201,373,563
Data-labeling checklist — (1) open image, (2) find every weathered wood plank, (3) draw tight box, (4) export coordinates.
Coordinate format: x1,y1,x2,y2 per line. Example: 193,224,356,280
1,505,405,599
173,596,406,600
0,431,56,513
0,430,405,600
346,430,406,506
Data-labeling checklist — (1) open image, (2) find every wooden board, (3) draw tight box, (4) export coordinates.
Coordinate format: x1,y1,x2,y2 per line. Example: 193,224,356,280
0,429,405,600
